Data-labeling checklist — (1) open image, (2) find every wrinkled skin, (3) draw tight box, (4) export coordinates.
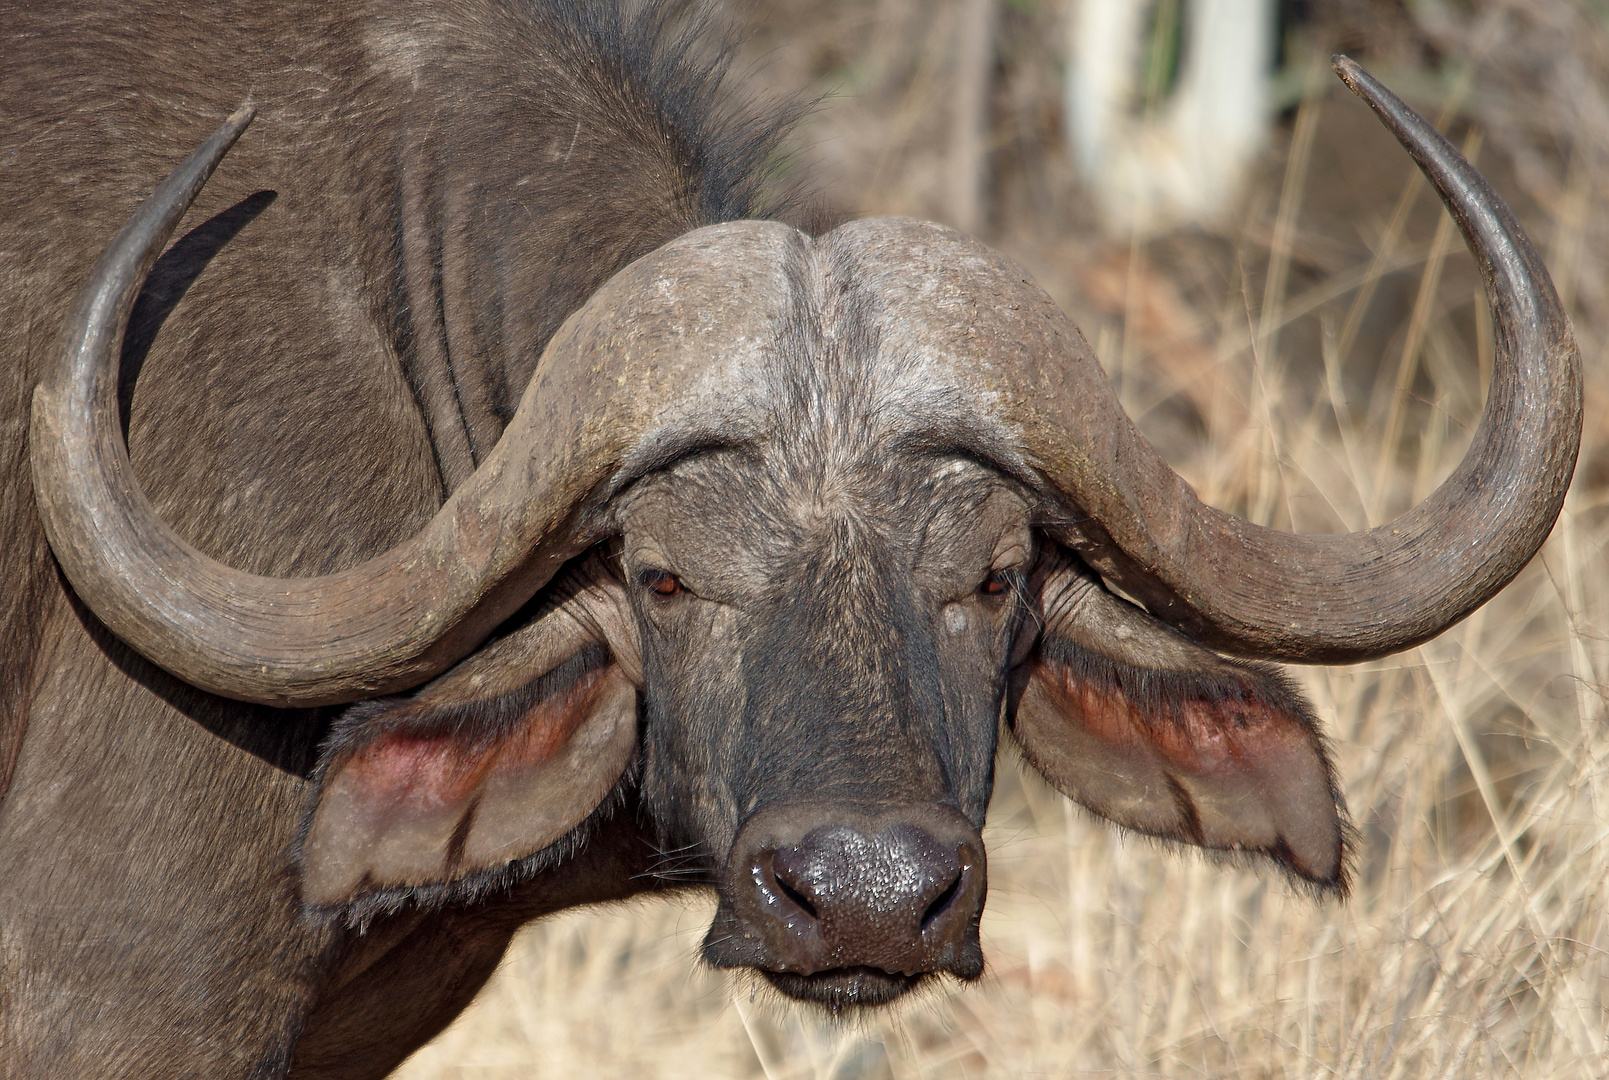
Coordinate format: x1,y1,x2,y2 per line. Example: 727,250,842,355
617,452,1035,1004
619,453,1031,851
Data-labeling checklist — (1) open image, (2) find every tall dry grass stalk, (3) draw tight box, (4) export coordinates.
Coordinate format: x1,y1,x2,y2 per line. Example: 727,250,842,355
395,1,1609,1075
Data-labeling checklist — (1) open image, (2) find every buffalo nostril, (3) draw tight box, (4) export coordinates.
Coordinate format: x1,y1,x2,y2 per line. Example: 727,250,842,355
920,867,964,931
771,864,819,921
707,804,988,988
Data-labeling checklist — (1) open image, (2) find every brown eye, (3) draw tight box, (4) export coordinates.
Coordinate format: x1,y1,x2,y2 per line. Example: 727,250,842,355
641,569,682,597
979,571,1010,597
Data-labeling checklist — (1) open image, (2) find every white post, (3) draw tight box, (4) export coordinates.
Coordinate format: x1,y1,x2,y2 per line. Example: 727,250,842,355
1064,0,1275,235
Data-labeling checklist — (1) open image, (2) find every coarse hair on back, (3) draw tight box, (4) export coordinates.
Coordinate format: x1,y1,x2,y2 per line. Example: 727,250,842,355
537,0,813,227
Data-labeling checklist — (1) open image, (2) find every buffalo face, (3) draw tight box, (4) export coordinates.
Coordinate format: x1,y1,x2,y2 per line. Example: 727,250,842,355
276,219,1355,1009
613,451,1035,1004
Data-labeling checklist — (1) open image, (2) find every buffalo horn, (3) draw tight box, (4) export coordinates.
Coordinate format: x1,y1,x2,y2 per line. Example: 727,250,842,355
30,107,763,707
1028,57,1580,661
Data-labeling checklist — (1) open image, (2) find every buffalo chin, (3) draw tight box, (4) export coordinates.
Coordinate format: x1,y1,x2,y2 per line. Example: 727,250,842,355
762,966,925,1010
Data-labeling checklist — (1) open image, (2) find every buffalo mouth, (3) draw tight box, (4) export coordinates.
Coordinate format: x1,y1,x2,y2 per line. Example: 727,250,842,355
761,966,926,1009
702,801,990,1006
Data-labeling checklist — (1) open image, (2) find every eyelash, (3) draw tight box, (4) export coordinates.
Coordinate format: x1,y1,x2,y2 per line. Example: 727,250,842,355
979,570,1011,597
639,569,683,597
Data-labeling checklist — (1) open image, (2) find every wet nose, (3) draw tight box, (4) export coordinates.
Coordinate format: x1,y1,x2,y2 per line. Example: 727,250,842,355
704,802,986,982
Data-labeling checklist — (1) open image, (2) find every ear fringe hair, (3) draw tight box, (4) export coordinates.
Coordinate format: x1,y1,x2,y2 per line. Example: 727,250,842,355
316,642,611,754
298,759,641,933
1027,634,1358,899
294,640,636,930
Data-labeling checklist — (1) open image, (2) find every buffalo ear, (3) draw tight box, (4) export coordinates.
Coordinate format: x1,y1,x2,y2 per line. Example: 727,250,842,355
299,622,638,911
1012,556,1351,893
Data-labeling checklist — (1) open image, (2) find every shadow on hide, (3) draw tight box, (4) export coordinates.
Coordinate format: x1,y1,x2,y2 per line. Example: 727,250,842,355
119,189,279,437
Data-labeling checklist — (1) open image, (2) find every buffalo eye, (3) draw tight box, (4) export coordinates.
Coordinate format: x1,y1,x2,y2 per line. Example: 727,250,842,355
979,570,1011,597
639,568,683,597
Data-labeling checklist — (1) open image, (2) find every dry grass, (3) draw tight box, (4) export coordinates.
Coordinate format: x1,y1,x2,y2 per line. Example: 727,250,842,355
394,1,1609,1076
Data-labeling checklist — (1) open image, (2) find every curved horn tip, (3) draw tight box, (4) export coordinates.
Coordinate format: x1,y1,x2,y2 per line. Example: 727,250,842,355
213,105,256,151
1330,56,1400,111
1330,55,1375,97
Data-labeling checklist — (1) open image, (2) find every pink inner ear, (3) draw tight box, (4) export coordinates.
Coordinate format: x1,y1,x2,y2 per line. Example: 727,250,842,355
1046,664,1311,777
1019,655,1344,886
336,664,611,811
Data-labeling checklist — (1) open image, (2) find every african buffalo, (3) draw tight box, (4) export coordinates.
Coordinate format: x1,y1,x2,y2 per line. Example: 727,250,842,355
0,1,1579,1077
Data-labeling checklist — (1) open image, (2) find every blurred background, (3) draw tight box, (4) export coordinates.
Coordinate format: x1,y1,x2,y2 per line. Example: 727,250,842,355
398,1,1609,1076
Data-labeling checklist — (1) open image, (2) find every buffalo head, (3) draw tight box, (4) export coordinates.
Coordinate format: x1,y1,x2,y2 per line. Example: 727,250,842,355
30,59,1580,1009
